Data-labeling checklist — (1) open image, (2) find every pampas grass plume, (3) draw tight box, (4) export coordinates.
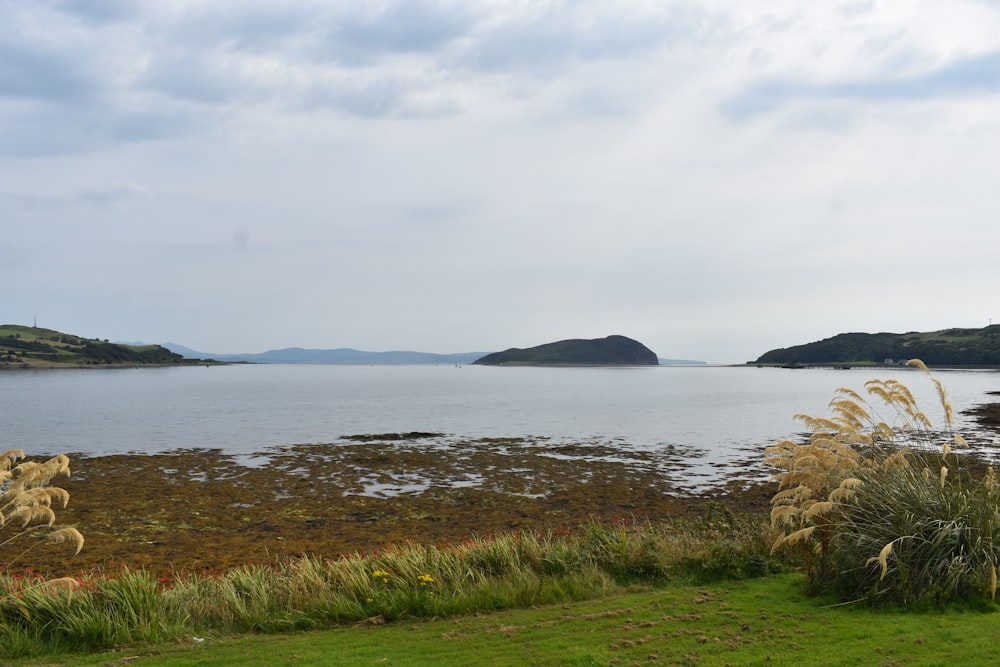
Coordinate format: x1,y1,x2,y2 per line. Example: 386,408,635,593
1,452,84,566
867,541,895,581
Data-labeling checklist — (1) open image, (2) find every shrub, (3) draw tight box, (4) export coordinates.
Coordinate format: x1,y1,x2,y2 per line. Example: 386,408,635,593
765,360,1000,604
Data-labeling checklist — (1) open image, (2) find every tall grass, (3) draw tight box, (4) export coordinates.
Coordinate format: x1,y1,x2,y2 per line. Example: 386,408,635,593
1,451,84,569
765,359,1000,604
0,514,776,658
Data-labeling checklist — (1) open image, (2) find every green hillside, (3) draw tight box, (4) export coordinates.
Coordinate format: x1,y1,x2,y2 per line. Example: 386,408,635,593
753,325,1000,366
0,324,205,367
473,335,659,366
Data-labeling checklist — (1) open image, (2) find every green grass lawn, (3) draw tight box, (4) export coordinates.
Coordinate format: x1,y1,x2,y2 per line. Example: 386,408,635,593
13,574,998,667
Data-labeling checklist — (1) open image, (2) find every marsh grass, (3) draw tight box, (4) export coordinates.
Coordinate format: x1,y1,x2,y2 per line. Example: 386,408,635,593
0,513,776,658
765,359,1000,604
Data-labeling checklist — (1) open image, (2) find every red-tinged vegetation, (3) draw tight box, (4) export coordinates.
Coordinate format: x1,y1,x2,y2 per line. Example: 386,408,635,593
10,439,772,578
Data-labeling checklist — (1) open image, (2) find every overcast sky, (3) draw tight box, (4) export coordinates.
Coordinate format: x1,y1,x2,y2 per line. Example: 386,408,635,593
3,1,999,363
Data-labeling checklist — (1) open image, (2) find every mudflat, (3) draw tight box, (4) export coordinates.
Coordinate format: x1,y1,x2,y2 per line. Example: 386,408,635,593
20,435,773,577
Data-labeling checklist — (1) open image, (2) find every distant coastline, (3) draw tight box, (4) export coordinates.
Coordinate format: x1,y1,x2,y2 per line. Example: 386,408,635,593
752,325,1000,366
3,324,714,368
1,324,216,369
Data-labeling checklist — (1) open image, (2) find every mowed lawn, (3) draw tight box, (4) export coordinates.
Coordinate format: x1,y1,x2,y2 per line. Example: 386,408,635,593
12,574,998,667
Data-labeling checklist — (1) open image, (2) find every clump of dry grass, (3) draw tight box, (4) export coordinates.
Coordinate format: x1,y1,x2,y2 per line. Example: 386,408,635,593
765,360,1000,604
1,450,84,569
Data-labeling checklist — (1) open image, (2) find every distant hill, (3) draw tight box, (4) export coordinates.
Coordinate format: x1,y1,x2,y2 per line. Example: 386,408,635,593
753,326,1000,366
0,325,206,367
473,335,659,366
164,343,486,365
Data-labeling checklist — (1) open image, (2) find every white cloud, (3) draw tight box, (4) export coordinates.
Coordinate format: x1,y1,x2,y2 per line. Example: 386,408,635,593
2,1,1000,361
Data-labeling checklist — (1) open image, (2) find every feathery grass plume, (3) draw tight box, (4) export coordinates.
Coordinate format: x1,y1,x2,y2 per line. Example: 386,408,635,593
47,527,85,556
1,452,84,572
785,526,817,548
37,576,82,600
0,450,25,472
765,361,1000,604
866,539,898,581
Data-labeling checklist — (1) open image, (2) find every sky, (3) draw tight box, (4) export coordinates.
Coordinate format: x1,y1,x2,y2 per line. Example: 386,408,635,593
3,1,1000,363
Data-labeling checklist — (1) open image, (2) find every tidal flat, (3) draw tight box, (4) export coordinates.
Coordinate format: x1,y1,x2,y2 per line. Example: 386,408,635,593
24,434,773,577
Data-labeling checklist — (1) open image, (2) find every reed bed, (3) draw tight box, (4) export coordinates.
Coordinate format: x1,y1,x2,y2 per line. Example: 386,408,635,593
0,513,776,658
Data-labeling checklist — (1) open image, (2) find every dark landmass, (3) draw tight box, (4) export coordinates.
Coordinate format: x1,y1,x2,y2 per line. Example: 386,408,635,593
473,335,659,366
0,325,213,368
165,343,486,365
752,325,1000,366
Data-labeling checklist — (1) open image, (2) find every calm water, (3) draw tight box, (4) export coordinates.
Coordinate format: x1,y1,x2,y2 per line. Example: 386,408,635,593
3,364,1000,484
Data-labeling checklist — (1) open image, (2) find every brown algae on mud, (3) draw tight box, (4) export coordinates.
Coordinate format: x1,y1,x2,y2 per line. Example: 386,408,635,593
21,435,772,577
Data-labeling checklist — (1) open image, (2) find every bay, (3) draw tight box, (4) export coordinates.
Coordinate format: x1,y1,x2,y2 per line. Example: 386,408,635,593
3,364,1000,489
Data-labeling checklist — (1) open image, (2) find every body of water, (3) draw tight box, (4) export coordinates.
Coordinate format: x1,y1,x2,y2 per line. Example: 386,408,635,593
3,364,1000,486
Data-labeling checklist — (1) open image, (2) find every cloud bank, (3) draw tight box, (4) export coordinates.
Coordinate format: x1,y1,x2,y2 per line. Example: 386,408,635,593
3,1,1000,361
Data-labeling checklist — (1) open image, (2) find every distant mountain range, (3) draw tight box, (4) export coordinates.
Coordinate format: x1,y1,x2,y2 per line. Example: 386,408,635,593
165,342,706,366
163,343,486,365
